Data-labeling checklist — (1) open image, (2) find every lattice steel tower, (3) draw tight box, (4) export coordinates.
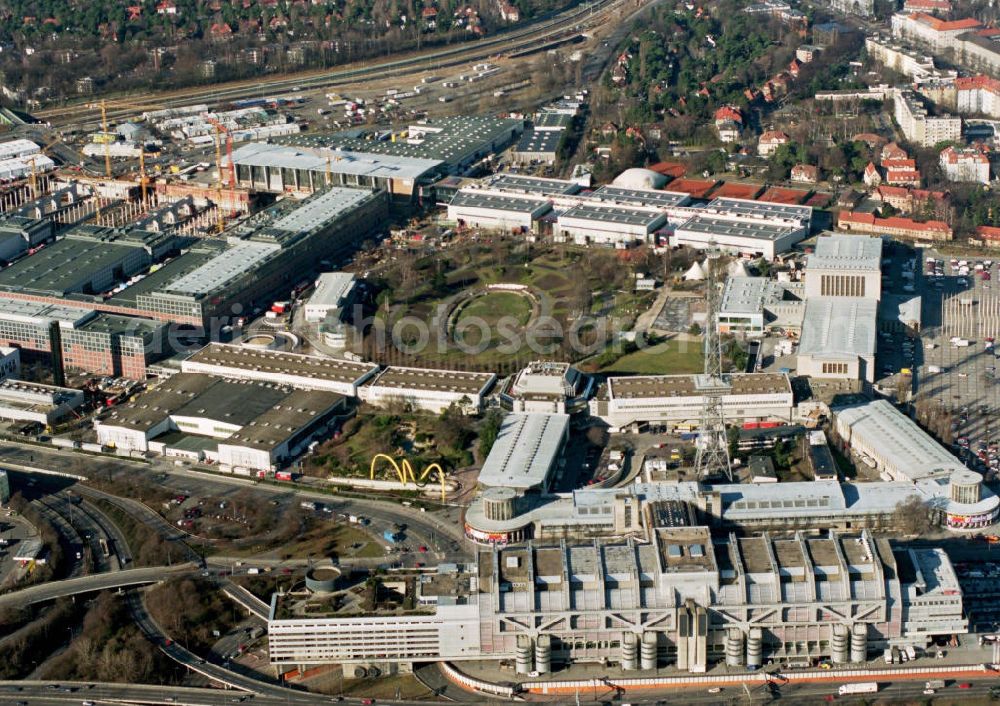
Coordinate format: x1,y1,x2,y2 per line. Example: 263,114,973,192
694,244,733,481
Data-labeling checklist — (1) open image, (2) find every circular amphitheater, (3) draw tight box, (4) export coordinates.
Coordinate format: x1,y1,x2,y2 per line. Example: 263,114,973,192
445,284,543,349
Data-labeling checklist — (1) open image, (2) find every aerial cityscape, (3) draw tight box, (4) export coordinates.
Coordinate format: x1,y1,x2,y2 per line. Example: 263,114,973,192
3,0,1000,703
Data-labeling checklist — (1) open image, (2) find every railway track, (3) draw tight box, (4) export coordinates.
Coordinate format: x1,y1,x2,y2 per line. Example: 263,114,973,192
37,0,627,128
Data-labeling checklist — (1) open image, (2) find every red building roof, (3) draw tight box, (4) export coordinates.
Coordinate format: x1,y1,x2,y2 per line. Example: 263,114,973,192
713,106,743,124
838,210,951,235
910,12,981,31
647,161,686,179
710,182,764,200
955,75,1000,93
667,178,719,198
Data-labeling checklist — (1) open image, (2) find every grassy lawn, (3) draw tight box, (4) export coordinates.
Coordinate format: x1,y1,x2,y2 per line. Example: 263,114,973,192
371,245,652,370
601,340,704,375
457,291,533,328
223,522,382,560
341,674,437,700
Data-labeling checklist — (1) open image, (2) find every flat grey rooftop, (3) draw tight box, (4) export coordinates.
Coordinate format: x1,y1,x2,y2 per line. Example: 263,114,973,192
534,112,573,130
163,241,280,296
364,365,494,395
282,116,522,166
720,277,775,314
110,244,225,306
0,236,143,295
449,190,551,214
477,413,569,490
798,297,877,358
514,129,563,154
309,272,355,309
183,343,378,384
559,202,665,228
591,185,690,208
677,214,799,242
76,312,161,338
0,295,95,327
173,378,288,427
832,399,967,481
704,196,812,223
485,173,581,196
807,234,882,271
230,142,443,181
268,188,375,236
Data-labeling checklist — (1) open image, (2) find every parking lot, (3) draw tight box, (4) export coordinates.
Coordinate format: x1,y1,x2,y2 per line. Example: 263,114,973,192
911,250,1000,476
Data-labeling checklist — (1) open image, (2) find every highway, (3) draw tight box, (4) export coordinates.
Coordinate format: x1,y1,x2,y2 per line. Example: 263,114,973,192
0,563,197,608
36,0,630,128
0,680,456,706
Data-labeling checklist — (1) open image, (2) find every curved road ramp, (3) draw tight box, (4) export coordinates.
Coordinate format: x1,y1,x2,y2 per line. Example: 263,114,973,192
0,562,197,609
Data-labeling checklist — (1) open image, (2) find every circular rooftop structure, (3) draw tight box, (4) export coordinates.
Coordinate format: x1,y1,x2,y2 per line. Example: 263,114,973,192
612,168,668,190
305,566,342,593
482,486,518,522
949,469,983,505
237,330,298,352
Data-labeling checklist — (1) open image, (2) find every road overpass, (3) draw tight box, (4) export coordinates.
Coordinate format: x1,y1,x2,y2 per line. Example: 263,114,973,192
221,582,271,621
0,563,198,609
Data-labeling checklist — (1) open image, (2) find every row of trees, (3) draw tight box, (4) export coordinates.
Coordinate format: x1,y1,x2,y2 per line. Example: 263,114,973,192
39,592,176,684
0,0,568,102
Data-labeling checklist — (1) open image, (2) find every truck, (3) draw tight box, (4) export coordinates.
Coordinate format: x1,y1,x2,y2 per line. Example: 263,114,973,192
275,471,295,481
839,683,878,696
300,501,316,511
953,339,971,347
883,648,894,664
247,567,260,575
928,365,943,373
925,680,946,690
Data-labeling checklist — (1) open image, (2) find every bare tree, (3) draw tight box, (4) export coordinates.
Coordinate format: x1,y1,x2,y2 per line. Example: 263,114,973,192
893,496,933,535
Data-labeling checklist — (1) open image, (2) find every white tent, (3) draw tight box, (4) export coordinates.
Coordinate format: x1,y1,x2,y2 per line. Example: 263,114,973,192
728,259,751,278
683,260,706,281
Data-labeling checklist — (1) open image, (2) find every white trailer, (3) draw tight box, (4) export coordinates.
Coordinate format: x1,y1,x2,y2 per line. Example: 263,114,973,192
839,683,878,696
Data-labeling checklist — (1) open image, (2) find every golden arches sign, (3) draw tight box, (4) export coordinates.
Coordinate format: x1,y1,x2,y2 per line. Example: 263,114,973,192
369,453,447,502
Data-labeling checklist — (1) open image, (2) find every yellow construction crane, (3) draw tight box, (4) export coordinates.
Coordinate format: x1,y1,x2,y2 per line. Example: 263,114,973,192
87,98,166,185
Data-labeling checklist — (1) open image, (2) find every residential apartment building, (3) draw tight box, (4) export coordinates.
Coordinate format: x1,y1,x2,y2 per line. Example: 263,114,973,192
956,75,1000,117
838,211,953,241
891,12,982,53
893,90,961,147
940,145,990,183
865,35,944,81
